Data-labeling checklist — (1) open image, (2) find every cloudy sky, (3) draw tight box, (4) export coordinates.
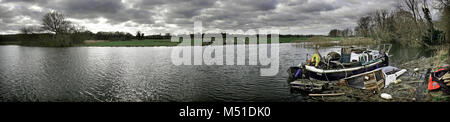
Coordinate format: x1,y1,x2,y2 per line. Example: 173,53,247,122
0,0,400,35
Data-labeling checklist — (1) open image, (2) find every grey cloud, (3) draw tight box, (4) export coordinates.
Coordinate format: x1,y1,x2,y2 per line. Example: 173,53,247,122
63,0,124,15
222,0,279,11
0,3,45,24
45,0,154,24
298,1,340,13
1,0,399,34
1,0,48,4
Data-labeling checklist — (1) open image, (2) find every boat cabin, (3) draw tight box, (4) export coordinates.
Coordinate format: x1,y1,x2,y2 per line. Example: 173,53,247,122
338,69,386,91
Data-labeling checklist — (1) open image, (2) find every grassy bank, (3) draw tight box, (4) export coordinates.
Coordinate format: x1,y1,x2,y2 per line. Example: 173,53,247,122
339,37,382,46
0,41,21,45
400,47,449,102
0,33,90,47
279,36,310,43
299,36,382,47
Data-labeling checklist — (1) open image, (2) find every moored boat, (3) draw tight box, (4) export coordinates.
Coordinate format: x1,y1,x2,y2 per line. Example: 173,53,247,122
288,45,391,81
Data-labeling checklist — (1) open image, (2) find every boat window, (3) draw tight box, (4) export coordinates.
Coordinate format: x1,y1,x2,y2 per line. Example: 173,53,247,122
365,55,368,62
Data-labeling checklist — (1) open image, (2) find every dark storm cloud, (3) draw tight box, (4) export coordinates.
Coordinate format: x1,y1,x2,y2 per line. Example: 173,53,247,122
43,0,155,24
0,2,47,33
1,0,154,24
297,1,340,13
0,0,398,34
63,0,124,15
1,0,48,4
139,0,218,19
221,0,279,11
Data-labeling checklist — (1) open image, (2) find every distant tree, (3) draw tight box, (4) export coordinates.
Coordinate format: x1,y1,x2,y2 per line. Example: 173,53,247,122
141,33,145,40
342,28,353,37
41,11,72,35
20,26,34,34
329,29,352,37
328,29,340,37
125,33,133,40
20,26,44,34
67,25,88,34
136,31,142,40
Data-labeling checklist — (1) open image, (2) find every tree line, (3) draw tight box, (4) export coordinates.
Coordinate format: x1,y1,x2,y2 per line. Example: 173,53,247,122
329,0,449,47
328,29,354,37
0,11,176,46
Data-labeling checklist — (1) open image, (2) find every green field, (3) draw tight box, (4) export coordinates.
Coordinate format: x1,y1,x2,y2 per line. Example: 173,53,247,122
84,37,315,47
85,39,181,47
83,37,351,47
278,37,310,43
0,36,363,47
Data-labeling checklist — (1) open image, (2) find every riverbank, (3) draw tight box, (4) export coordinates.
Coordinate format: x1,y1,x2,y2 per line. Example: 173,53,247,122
84,39,180,47
0,36,385,47
301,47,449,102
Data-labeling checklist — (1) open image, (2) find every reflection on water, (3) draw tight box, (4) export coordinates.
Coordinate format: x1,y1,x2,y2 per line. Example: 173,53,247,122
0,43,431,102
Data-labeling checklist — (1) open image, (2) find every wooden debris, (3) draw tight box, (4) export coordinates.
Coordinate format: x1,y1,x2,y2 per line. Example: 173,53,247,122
338,79,348,86
290,79,328,92
442,73,450,84
339,69,386,92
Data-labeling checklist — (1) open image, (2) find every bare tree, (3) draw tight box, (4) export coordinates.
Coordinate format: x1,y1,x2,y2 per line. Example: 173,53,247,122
422,0,433,26
403,0,422,23
42,11,72,35
68,24,87,33
328,29,339,37
436,0,449,7
356,16,372,37
374,10,389,30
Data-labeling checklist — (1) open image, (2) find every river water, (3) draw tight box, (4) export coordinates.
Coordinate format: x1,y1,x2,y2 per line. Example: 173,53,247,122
0,43,433,102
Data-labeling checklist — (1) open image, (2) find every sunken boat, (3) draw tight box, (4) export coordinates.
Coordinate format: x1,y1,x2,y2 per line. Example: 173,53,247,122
288,45,391,81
